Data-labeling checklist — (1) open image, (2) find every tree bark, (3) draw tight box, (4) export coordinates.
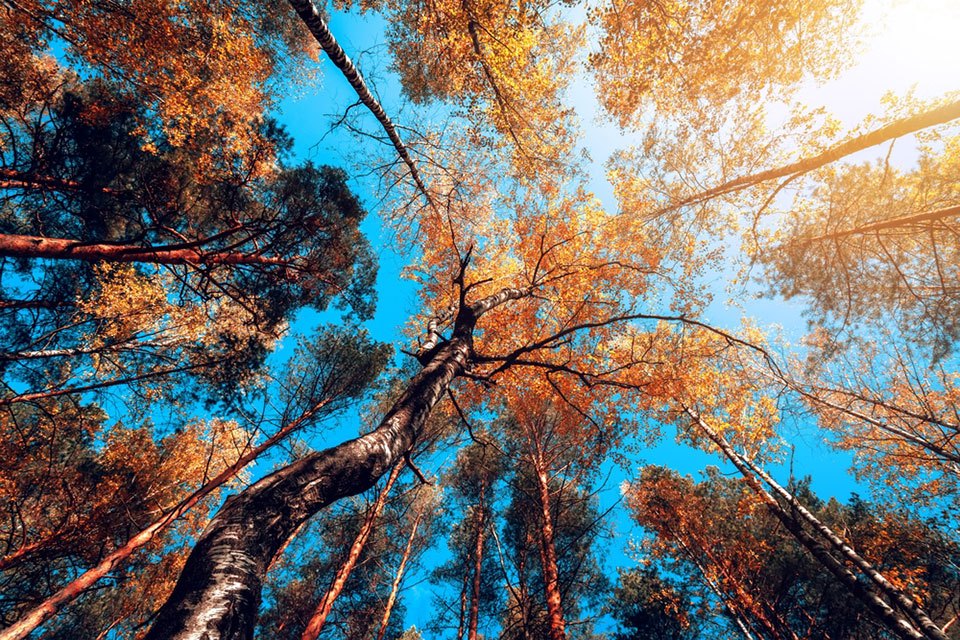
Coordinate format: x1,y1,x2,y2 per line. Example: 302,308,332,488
139,285,526,639
0,360,217,407
456,571,469,640
0,233,291,268
0,299,66,311
286,0,432,206
672,533,759,640
467,481,486,640
374,504,425,640
0,398,333,640
532,455,566,640
0,168,115,194
300,461,403,640
730,433,949,640
654,99,960,217
791,203,960,246
685,409,927,640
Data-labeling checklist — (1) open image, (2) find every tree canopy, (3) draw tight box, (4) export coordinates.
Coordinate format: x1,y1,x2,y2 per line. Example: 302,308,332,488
1,0,959,639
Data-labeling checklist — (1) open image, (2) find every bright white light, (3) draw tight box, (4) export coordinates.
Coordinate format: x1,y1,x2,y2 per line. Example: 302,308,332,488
857,0,960,98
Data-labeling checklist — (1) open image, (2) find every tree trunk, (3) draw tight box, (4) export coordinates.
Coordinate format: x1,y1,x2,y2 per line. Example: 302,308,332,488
0,299,66,311
686,409,927,640
138,284,526,640
654,99,960,217
286,0,432,206
788,383,960,467
0,168,114,194
793,203,960,246
467,481,486,640
141,335,474,639
673,534,759,640
0,233,291,268
734,437,949,640
300,461,403,640
454,570,469,640
0,360,217,407
375,505,425,640
532,456,566,640
0,397,334,640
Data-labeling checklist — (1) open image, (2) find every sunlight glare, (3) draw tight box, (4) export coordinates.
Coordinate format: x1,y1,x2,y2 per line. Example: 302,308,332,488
859,0,960,97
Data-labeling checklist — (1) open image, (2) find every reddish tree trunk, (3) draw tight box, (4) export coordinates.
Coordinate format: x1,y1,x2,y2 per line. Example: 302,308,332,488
456,572,469,640
0,233,290,268
375,505,425,640
467,481,486,640
300,461,403,640
532,456,566,640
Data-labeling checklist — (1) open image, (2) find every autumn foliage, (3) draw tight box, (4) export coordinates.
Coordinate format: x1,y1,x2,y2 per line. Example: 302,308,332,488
1,0,959,639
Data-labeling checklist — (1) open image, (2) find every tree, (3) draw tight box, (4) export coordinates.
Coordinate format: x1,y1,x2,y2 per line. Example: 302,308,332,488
607,567,700,640
3,0,960,639
429,439,506,640
0,327,389,640
1,79,376,407
625,466,960,640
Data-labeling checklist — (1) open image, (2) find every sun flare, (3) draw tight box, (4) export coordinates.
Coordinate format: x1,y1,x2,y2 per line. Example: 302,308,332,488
860,0,960,96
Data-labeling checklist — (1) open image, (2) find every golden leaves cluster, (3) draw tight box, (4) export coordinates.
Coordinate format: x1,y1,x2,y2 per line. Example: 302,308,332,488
589,0,862,128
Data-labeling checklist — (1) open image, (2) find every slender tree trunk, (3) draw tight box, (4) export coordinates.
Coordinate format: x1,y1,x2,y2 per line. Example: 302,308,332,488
0,233,291,268
793,203,960,246
286,0,432,206
532,455,566,640
730,434,949,640
692,529,794,640
673,534,759,640
0,168,114,194
0,360,218,407
787,383,960,467
467,481,486,640
654,99,960,216
0,536,55,572
517,537,533,640
685,408,927,640
0,398,334,640
300,461,403,640
375,505,425,640
456,571,469,640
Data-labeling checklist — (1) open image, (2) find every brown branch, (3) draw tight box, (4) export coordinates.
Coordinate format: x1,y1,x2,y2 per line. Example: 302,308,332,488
789,203,960,246
0,233,292,268
652,99,960,217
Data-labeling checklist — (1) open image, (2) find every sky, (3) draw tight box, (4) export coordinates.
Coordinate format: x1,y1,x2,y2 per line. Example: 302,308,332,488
268,0,960,633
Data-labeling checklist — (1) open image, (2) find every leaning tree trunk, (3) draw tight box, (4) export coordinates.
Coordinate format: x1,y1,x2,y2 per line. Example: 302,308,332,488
142,336,470,640
300,461,403,640
718,426,949,640
141,283,528,639
685,408,927,640
653,98,960,217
